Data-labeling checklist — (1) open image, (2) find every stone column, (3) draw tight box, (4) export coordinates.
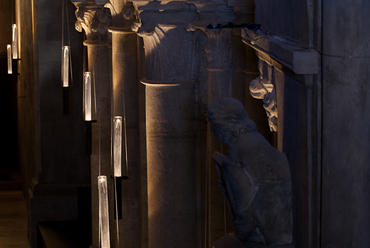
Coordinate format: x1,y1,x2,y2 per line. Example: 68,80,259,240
187,21,235,244
204,28,234,245
321,0,370,247
143,77,197,248
73,2,112,248
107,1,142,247
133,12,199,245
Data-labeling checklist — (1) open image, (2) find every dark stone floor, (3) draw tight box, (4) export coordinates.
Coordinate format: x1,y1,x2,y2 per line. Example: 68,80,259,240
0,190,30,248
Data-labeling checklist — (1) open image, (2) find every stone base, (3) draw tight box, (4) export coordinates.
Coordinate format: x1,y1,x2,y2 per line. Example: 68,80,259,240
213,233,295,248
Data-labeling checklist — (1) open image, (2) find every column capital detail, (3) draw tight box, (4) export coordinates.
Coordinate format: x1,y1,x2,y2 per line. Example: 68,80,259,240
72,1,112,41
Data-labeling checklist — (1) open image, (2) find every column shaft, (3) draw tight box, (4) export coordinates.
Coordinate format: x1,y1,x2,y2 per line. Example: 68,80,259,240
140,26,199,248
85,42,111,248
204,28,234,245
110,28,142,248
144,79,197,248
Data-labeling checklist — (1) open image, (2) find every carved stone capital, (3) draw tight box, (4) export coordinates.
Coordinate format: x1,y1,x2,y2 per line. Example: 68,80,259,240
136,24,198,81
104,1,136,28
132,1,198,33
72,1,112,41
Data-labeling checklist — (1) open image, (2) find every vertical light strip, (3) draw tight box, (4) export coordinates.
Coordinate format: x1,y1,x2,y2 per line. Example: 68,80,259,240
12,24,18,59
61,46,70,87
98,176,110,248
7,45,12,74
84,72,92,121
113,116,122,177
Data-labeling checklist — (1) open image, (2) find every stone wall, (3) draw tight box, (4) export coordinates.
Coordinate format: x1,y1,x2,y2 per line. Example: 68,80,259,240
17,0,88,247
321,0,370,247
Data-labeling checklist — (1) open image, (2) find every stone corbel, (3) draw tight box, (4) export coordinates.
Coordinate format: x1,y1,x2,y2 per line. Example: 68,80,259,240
249,58,278,132
72,1,112,42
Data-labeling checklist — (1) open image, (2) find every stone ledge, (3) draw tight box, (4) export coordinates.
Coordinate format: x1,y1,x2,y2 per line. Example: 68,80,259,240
242,29,320,75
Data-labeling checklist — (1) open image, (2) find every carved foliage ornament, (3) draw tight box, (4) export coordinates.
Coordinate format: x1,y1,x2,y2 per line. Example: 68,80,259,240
75,5,112,40
249,60,278,132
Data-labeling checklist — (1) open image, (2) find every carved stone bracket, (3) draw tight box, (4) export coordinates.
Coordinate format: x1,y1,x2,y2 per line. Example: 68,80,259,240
72,1,112,42
249,58,278,132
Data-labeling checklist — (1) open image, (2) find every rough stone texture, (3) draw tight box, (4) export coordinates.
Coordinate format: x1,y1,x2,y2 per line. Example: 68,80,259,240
321,2,370,247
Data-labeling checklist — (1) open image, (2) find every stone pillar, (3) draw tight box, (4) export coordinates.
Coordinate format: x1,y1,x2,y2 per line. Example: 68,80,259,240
204,29,234,245
85,41,111,248
107,1,142,247
73,2,112,247
321,0,370,247
143,78,197,248
187,22,235,245
134,18,199,246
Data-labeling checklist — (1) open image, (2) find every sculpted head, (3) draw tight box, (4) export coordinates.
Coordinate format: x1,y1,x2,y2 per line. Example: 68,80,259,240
207,97,256,147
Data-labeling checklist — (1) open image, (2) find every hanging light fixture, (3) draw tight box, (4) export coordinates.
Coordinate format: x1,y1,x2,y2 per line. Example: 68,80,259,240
61,0,72,115
61,46,70,87
113,116,122,177
11,24,18,59
84,71,92,121
98,175,110,248
7,45,12,74
84,71,96,155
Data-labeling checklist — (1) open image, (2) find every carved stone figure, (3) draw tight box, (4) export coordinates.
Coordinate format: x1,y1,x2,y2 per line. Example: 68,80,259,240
207,97,293,247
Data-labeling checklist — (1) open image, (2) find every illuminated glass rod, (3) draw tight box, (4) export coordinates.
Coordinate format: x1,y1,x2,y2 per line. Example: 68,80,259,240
7,44,12,74
113,116,122,177
98,175,110,248
61,46,70,87
84,72,92,121
12,24,18,59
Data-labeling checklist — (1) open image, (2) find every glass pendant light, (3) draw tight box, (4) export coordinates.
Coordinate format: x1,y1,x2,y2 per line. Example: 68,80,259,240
61,46,70,87
11,24,18,59
113,116,122,177
84,72,92,121
98,175,110,248
7,44,12,74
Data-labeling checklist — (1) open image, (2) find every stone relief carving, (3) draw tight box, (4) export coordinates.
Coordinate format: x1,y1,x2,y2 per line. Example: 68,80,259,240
207,97,292,246
249,60,278,132
74,4,111,41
